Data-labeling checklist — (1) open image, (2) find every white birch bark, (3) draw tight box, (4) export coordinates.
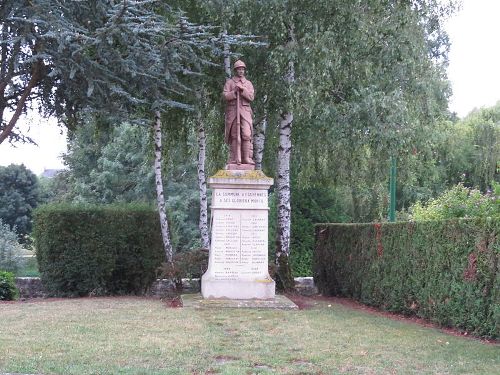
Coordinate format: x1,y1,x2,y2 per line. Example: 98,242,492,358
253,96,268,171
153,110,174,263
275,24,295,289
276,109,293,263
195,91,210,249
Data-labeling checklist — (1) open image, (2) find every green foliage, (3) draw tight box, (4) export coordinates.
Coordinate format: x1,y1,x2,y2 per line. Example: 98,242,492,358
179,0,454,225
1,0,218,144
163,168,203,253
314,219,500,338
0,219,24,273
409,183,499,221
54,119,202,252
460,104,500,191
64,121,155,204
0,271,18,301
0,164,40,240
38,173,73,204
33,204,164,297
289,186,352,276
268,186,350,277
434,103,500,193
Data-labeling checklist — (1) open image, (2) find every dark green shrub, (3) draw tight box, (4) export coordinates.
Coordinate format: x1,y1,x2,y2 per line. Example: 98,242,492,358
33,204,164,296
268,186,350,277
314,218,499,338
0,164,40,242
0,271,18,300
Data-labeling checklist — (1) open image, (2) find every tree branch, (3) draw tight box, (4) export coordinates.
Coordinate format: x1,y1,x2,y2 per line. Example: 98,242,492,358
0,60,43,145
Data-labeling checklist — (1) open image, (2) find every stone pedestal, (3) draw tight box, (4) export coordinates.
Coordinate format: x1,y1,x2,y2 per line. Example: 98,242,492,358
201,170,275,300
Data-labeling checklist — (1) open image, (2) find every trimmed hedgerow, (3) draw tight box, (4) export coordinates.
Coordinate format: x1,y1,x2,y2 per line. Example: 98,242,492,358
33,204,164,297
314,218,499,338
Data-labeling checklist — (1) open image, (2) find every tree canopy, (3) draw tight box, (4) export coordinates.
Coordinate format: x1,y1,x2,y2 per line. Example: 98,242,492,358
1,0,216,144
0,164,39,240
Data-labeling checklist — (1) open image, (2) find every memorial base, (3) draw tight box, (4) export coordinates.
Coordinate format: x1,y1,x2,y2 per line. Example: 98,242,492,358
201,169,275,300
201,277,275,300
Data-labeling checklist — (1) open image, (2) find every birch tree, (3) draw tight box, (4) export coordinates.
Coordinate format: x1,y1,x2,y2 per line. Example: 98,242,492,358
252,102,268,171
274,22,296,290
195,90,210,249
153,111,174,261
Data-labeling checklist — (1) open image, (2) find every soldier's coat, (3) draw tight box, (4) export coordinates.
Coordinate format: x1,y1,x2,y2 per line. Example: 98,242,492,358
223,76,255,144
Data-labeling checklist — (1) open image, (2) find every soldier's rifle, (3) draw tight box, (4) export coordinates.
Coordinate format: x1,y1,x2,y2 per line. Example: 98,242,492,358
236,87,242,164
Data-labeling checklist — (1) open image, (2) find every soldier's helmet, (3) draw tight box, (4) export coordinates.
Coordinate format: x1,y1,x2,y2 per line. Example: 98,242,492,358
233,60,246,70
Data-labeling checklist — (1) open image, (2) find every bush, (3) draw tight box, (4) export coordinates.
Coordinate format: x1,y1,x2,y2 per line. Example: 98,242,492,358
33,204,165,297
409,183,499,221
0,219,24,273
314,219,499,338
0,271,18,300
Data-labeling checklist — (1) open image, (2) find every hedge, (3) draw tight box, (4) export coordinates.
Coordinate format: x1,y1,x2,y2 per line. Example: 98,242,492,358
314,219,499,338
33,204,165,297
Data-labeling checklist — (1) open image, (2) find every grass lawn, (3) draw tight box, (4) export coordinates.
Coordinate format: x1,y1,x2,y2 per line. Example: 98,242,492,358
0,296,498,375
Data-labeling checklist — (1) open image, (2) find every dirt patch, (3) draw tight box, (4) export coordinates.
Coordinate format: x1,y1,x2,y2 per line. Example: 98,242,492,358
290,359,314,366
214,355,239,364
252,363,272,369
164,296,182,308
202,369,220,374
286,293,498,345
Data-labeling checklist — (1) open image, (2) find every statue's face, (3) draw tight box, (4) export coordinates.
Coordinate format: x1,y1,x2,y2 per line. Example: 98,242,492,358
236,67,245,77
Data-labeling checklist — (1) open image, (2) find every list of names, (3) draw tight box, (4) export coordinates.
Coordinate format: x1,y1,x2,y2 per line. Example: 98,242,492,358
211,209,269,280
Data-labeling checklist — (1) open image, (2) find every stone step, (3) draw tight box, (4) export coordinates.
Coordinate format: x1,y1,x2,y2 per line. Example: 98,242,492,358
181,293,298,310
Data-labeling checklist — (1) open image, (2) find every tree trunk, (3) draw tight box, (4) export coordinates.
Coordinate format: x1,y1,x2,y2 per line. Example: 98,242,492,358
0,60,42,145
223,29,232,80
253,96,268,171
275,109,294,290
275,30,295,290
195,91,210,250
153,111,174,263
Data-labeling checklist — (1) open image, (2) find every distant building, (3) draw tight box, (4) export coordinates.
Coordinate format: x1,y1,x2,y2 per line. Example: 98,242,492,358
40,168,63,178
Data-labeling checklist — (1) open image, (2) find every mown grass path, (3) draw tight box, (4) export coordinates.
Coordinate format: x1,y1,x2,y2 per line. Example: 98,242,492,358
0,297,498,374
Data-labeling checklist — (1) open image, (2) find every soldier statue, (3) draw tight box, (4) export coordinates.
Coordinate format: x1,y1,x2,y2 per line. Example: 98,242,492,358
223,60,255,169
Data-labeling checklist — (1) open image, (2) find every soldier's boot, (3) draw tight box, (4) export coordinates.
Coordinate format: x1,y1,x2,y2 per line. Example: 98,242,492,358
242,140,255,165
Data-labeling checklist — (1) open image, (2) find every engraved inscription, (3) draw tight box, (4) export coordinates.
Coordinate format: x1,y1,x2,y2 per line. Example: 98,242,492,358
211,208,269,281
212,189,268,209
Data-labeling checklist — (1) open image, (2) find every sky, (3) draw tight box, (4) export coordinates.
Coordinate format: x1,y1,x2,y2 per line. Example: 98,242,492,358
445,0,500,117
0,0,499,176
